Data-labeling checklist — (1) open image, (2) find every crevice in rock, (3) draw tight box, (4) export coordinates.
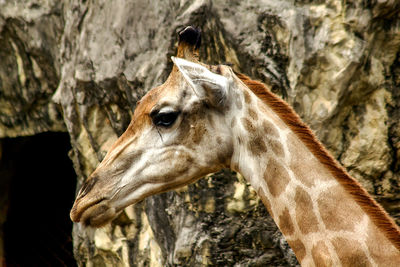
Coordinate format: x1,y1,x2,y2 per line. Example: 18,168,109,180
1,132,77,266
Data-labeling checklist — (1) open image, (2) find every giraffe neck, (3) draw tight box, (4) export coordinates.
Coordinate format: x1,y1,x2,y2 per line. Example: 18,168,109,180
228,76,400,266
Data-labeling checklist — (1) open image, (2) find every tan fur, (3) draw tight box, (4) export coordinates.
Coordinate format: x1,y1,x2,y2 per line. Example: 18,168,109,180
318,186,364,232
286,133,330,187
312,241,333,267
104,85,162,161
332,237,370,267
241,117,256,133
243,89,252,104
71,30,400,265
278,208,295,236
288,239,306,262
366,220,400,265
267,139,285,157
247,134,268,156
264,158,290,197
294,187,319,234
235,94,243,110
258,187,274,218
230,117,237,128
235,71,400,250
262,120,279,137
248,108,258,120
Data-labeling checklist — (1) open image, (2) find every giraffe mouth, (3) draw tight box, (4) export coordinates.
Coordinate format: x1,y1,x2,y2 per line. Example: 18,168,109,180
70,197,118,227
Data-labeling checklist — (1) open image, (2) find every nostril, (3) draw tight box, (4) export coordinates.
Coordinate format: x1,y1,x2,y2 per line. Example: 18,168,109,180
92,197,107,206
78,176,98,199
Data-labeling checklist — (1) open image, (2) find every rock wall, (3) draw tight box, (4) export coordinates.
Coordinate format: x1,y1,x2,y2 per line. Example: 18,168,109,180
1,0,399,266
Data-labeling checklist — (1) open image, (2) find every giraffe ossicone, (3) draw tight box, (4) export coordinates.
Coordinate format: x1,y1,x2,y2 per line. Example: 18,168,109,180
70,26,400,266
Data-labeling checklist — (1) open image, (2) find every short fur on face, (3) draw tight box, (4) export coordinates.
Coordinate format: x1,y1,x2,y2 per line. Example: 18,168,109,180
70,58,234,226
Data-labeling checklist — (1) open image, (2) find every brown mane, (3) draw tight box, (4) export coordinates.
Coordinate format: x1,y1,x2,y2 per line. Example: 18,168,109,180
235,71,400,250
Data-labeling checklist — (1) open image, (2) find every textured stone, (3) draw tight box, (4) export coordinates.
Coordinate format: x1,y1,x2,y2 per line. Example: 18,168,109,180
0,0,65,137
1,0,400,266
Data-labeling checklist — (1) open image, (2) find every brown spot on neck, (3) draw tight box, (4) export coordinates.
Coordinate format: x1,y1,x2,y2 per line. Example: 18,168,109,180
294,186,319,234
241,117,255,133
268,139,285,158
288,239,306,263
247,135,267,156
248,107,258,120
332,237,369,267
278,208,295,236
264,158,290,197
262,120,279,138
243,89,252,104
318,186,364,232
240,117,268,156
312,241,333,266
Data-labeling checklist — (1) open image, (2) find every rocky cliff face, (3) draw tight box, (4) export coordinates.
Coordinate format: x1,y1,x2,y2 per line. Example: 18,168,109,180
1,0,399,266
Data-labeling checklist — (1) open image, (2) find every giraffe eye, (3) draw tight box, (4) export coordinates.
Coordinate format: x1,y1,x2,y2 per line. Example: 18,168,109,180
151,111,180,127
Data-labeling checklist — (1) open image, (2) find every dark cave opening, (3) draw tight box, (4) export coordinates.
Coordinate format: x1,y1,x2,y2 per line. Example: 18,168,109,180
1,132,77,266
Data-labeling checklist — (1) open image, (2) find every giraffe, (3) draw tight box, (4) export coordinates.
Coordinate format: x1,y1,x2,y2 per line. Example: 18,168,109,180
70,26,400,266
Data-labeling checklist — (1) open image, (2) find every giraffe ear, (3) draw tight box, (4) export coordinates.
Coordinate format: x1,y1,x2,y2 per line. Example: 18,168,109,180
171,56,229,107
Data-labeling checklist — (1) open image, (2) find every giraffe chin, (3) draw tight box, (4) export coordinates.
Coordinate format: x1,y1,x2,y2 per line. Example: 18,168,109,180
79,202,118,228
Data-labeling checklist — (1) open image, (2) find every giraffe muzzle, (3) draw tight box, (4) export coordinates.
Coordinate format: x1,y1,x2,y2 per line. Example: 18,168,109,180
70,196,118,227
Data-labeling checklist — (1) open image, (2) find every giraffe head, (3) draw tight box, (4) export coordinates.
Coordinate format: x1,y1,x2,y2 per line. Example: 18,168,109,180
70,27,238,227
